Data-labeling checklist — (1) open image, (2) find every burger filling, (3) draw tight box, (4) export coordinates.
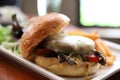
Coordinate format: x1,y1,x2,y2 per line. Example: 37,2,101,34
36,33,106,66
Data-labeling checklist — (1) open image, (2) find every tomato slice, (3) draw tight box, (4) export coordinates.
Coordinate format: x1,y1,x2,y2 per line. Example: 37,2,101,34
36,48,53,56
87,54,99,62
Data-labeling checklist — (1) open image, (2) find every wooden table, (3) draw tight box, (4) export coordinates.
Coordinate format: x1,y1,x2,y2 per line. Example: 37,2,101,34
0,54,48,80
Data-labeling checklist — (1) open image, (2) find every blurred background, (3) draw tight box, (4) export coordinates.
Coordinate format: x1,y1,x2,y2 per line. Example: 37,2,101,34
0,0,120,43
0,0,78,25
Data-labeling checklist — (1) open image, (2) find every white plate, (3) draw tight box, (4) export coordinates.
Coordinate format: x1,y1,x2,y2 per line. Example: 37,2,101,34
0,40,120,80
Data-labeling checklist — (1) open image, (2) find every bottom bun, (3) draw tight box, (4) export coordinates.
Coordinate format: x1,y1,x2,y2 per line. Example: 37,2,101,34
35,56,100,77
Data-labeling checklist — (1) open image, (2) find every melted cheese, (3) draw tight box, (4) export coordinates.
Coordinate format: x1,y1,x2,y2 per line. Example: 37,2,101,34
43,33,95,54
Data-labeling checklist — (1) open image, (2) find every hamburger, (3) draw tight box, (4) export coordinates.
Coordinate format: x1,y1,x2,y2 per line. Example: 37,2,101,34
20,13,106,77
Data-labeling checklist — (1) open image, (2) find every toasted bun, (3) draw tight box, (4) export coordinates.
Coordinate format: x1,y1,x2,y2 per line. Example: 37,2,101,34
20,13,70,58
35,56,100,77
